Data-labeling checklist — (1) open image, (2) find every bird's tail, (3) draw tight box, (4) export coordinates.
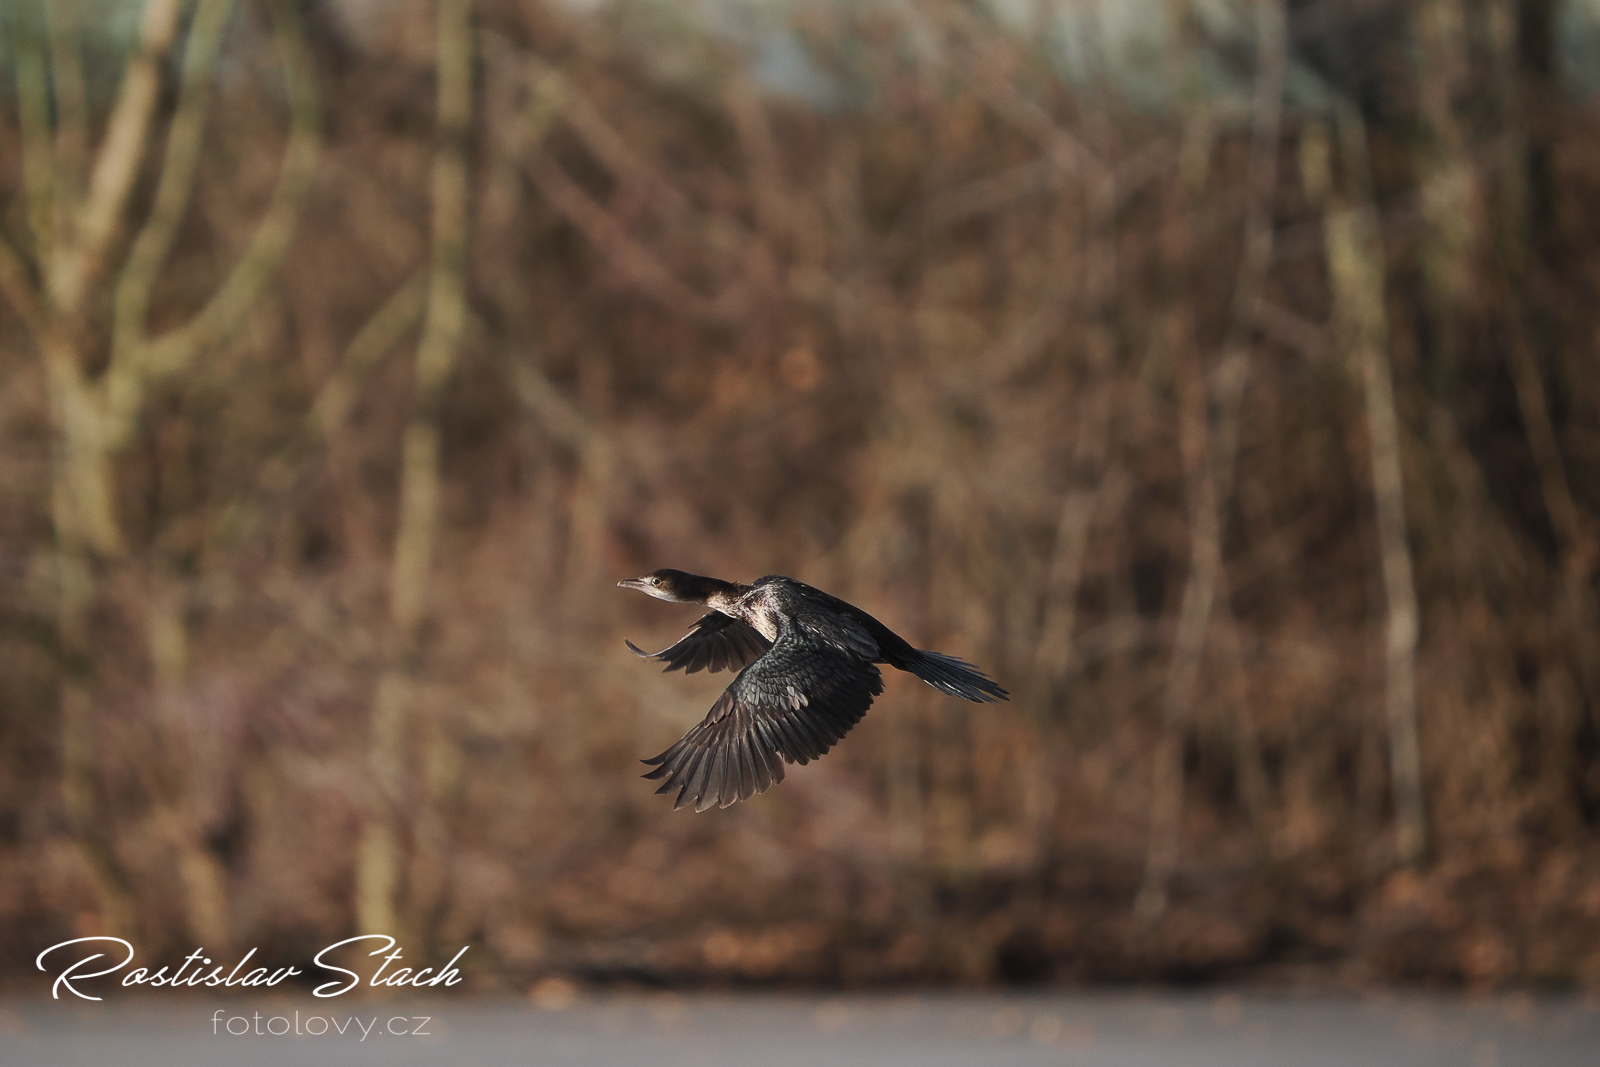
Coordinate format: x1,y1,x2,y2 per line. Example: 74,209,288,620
907,650,1008,702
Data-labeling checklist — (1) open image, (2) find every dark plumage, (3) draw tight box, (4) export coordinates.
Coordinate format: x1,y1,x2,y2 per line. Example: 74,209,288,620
619,569,1008,812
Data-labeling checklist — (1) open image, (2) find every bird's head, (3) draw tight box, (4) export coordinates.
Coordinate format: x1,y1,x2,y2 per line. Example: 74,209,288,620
617,568,706,603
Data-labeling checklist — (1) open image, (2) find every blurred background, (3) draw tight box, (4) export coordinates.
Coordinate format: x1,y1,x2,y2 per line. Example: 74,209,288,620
2,0,1600,996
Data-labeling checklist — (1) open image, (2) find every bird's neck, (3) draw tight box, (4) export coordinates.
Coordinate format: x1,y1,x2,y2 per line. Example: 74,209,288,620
697,578,749,612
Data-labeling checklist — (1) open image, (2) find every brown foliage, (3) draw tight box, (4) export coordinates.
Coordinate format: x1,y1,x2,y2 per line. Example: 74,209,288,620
2,0,1600,990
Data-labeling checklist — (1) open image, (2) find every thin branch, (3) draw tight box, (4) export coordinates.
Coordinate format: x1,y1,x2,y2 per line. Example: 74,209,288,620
1506,341,1580,556
360,0,476,946
249,268,427,501
1033,461,1120,683
107,0,238,406
511,57,739,324
922,157,1058,231
529,56,695,223
13,5,57,265
0,232,47,337
1134,321,1226,927
389,0,473,638
725,71,793,243
55,0,186,311
959,289,1074,391
109,0,323,445
1505,329,1600,725
1214,569,1275,860
1252,296,1329,360
514,360,598,455
1030,202,1123,683
46,0,91,235
477,57,566,253
138,0,323,382
925,0,1109,183
527,154,721,322
310,270,429,438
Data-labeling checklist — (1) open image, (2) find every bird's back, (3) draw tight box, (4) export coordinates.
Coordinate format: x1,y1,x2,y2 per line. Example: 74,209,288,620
749,576,892,662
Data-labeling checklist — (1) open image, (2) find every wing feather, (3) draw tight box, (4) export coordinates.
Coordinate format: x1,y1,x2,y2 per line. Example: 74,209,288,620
626,612,771,676
639,624,883,810
743,733,768,795
737,734,758,802
705,748,731,813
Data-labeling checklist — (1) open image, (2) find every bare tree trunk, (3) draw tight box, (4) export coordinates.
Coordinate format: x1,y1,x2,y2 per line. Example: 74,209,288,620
357,0,474,946
1480,0,1600,734
17,0,191,939
1134,310,1226,927
1504,331,1600,720
1312,111,1428,868
1,0,319,940
144,586,231,949
1134,0,1284,926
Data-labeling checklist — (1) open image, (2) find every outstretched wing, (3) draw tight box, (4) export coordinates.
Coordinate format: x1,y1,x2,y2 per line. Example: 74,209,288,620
641,630,883,812
625,611,771,675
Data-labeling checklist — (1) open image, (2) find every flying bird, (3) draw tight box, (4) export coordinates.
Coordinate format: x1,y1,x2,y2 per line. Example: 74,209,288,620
619,569,1007,812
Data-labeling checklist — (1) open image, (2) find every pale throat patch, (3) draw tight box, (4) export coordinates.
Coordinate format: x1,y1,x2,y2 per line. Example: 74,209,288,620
710,587,780,641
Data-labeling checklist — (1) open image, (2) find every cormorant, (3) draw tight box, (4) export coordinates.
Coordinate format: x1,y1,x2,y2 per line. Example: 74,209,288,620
619,569,1008,811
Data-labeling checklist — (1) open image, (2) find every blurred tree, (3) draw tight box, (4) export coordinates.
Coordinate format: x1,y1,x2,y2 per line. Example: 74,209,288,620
356,0,475,951
1315,110,1427,869
1135,0,1286,925
0,0,1598,989
0,0,319,941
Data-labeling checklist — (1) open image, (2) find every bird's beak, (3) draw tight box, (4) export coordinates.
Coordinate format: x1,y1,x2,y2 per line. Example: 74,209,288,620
617,578,650,592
